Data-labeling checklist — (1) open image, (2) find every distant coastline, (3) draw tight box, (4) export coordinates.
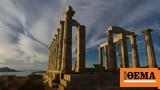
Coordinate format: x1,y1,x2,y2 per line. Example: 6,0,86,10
0,67,45,76
0,67,19,72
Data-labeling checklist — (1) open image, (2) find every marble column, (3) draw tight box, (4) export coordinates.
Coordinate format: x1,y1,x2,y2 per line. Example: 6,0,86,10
52,39,56,70
142,29,157,68
54,34,58,70
130,34,140,67
56,29,60,70
62,6,75,73
58,21,64,71
119,34,129,68
107,31,117,71
76,25,85,73
98,47,103,66
50,42,54,70
48,45,51,70
104,45,108,70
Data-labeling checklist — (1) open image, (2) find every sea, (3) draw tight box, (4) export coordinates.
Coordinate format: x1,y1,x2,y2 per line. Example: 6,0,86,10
0,71,44,76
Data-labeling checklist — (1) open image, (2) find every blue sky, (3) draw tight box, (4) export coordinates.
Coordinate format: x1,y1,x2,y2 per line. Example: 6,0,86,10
0,0,160,70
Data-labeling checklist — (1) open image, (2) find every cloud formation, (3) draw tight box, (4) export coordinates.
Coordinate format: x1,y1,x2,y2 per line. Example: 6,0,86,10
0,0,160,70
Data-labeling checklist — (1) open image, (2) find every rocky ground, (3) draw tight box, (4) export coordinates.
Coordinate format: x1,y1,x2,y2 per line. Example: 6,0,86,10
0,74,45,90
0,74,157,90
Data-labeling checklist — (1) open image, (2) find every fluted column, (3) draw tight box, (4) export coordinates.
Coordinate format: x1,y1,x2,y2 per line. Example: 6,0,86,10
98,47,103,66
48,45,51,70
104,45,108,70
119,34,129,68
107,31,117,71
62,6,75,73
52,39,56,70
54,34,58,70
142,29,157,68
76,25,86,73
56,29,60,70
48,41,54,71
50,41,54,70
58,21,64,71
130,34,140,67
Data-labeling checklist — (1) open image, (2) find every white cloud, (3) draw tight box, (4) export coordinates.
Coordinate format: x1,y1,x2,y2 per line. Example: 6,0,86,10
0,0,26,28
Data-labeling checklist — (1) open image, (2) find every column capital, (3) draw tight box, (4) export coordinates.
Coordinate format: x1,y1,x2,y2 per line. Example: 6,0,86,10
60,20,65,24
133,34,138,37
57,29,60,33
105,30,112,35
51,41,54,45
52,39,55,42
59,21,65,28
80,25,85,29
55,34,57,37
130,34,137,37
98,47,102,50
142,28,153,33
78,25,85,31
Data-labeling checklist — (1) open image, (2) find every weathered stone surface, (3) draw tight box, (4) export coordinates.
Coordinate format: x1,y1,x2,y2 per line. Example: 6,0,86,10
61,6,75,74
119,34,129,68
106,26,132,35
142,29,157,68
58,21,64,71
130,33,140,67
50,41,54,70
54,34,58,70
56,29,60,70
104,46,108,70
75,25,86,73
48,46,51,70
107,31,117,71
98,47,103,66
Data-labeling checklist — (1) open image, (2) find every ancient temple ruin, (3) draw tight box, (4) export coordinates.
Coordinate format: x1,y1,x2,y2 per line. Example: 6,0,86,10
43,6,158,90
98,26,140,70
46,6,85,74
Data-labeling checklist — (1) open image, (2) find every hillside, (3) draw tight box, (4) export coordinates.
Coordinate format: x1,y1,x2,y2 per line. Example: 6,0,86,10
0,67,18,72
